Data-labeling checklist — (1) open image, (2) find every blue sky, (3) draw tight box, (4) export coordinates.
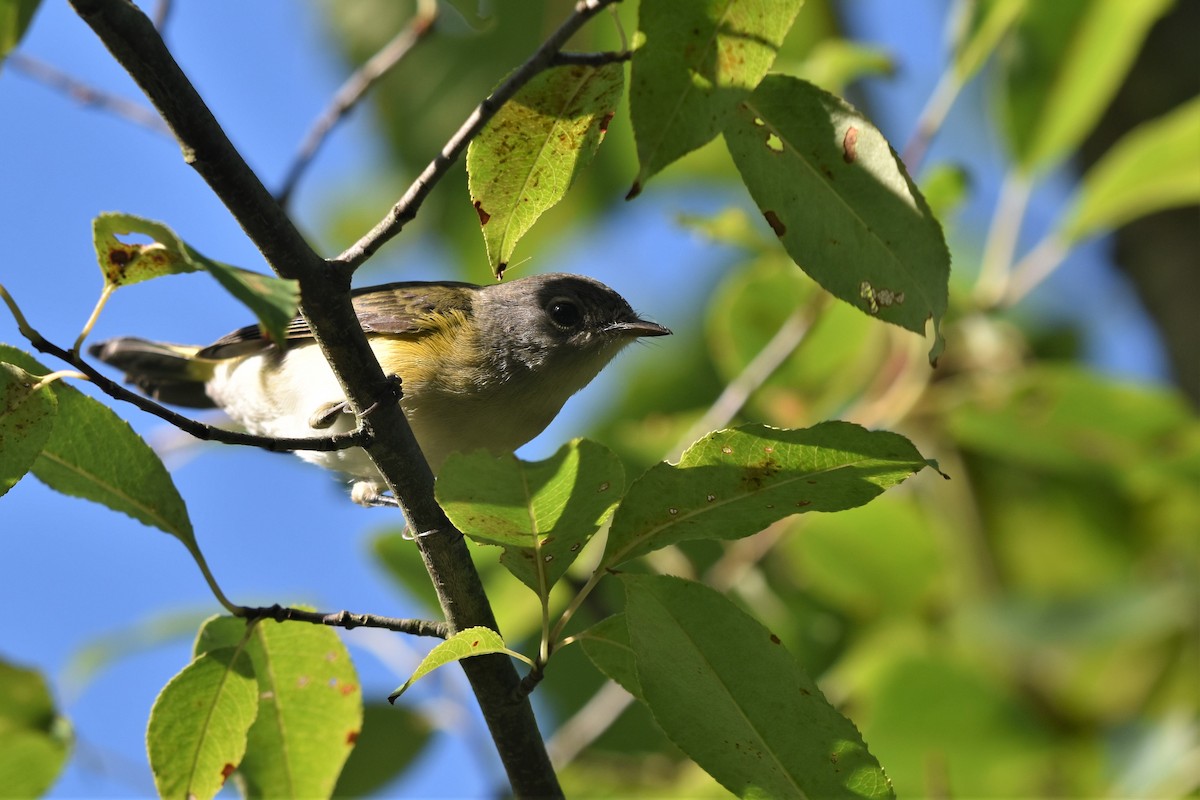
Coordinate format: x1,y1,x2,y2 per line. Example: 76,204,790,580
0,1,1170,797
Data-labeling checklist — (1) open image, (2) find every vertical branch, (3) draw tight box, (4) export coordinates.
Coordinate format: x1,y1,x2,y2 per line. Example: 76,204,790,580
66,0,563,794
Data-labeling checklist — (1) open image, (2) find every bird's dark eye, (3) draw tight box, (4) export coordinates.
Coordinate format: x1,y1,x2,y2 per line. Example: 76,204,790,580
546,297,583,329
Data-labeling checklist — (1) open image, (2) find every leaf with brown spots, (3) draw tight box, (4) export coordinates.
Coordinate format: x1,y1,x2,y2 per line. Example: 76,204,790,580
194,614,362,799
601,421,934,568
91,213,298,345
467,63,623,278
627,0,803,196
724,76,950,364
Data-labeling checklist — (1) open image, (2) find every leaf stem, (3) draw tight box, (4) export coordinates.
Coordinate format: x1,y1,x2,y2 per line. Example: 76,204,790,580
73,283,116,354
974,170,1032,306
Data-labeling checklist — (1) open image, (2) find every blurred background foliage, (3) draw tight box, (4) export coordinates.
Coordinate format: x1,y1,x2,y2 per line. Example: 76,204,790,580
324,0,1198,796
2,0,1196,796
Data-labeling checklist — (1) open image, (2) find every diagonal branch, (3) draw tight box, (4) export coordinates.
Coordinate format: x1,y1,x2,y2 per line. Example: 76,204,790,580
67,0,566,794
6,53,173,137
334,0,623,274
276,0,440,208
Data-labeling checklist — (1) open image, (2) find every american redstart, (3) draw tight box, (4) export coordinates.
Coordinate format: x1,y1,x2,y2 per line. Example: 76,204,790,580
90,272,670,504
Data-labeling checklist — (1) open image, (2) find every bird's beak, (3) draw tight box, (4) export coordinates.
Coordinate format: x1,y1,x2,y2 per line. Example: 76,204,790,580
608,318,672,338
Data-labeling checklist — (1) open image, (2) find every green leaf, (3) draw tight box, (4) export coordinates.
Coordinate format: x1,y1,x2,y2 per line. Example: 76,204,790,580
952,0,1027,82
999,0,1171,175
0,345,196,550
436,440,624,596
861,657,1050,799
147,646,259,800
195,615,362,799
63,609,213,695
623,575,893,799
602,422,932,569
919,163,972,222
725,75,950,363
577,613,641,700
628,0,803,196
387,627,507,701
92,213,299,345
792,39,895,95
0,658,71,798
946,365,1200,493
332,703,433,798
468,63,624,277
1060,95,1200,243
0,359,56,498
0,0,41,63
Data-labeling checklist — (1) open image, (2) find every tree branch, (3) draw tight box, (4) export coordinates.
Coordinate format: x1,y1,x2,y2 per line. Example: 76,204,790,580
334,0,623,273
236,604,449,638
9,319,370,453
6,53,173,137
67,0,562,794
276,0,440,208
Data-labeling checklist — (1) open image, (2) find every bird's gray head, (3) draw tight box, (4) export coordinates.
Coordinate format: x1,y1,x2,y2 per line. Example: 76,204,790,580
474,272,670,384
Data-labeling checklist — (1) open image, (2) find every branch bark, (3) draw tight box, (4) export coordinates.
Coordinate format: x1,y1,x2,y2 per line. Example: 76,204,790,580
66,0,561,794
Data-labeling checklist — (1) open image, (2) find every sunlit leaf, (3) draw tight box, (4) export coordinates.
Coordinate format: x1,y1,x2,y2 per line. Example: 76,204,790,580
999,0,1171,175
147,646,258,800
0,345,196,550
1061,95,1200,243
725,76,949,363
196,615,362,799
387,627,507,701
468,63,623,277
952,0,1027,81
0,658,71,798
628,0,803,196
333,703,433,798
437,440,624,597
792,39,895,95
0,358,56,498
92,213,299,345
624,575,894,799
602,422,933,568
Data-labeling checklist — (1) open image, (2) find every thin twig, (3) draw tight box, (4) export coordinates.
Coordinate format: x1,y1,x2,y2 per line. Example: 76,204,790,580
334,0,623,273
277,0,440,208
549,50,631,67
1001,233,1070,307
974,170,1032,307
151,0,172,31
6,53,173,137
667,292,829,463
1,299,370,453
236,604,450,638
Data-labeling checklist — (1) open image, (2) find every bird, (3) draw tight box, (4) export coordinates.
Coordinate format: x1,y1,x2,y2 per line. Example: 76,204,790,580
89,272,669,504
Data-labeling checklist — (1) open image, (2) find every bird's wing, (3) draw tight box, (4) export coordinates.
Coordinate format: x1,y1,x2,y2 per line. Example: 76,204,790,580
196,281,478,359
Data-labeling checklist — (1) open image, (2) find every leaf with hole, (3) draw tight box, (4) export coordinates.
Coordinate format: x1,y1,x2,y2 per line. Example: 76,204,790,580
92,213,299,345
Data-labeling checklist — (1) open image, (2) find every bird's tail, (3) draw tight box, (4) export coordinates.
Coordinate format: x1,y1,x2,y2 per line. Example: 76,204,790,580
89,337,218,409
